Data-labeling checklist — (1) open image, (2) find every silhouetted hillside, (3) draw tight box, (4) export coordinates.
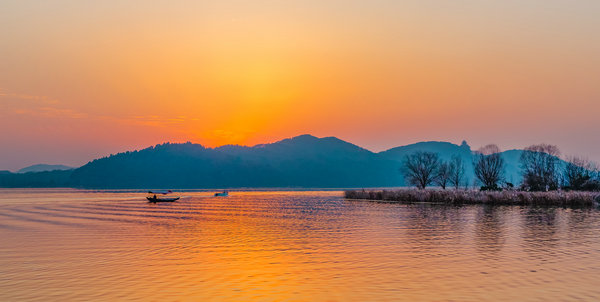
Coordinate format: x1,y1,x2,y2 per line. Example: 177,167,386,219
0,135,570,188
17,164,74,173
0,170,73,188
378,140,476,184
69,135,399,188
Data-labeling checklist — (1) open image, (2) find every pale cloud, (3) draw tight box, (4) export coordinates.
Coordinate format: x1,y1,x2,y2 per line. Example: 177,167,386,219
0,88,196,129
1,89,84,119
0,89,59,105
114,115,192,128
37,107,88,119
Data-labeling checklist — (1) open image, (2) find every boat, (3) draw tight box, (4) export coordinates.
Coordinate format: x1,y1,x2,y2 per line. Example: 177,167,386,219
147,190,180,202
214,190,229,197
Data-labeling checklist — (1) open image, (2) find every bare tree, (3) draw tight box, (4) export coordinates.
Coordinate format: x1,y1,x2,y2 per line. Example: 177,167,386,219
402,151,440,189
448,155,465,190
435,161,451,189
563,156,599,191
520,144,560,191
473,144,504,190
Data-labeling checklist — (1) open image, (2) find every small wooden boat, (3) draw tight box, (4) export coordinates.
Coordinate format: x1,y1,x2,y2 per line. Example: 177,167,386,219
147,196,180,202
147,190,180,202
214,190,229,197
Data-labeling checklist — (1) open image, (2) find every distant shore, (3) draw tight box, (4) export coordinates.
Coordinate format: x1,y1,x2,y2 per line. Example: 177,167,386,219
344,189,600,207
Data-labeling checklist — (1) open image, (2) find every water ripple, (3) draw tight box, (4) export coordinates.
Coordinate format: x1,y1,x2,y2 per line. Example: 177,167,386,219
1,189,600,301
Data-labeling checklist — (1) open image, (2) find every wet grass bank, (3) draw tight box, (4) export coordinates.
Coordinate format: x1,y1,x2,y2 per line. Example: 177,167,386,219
344,189,600,207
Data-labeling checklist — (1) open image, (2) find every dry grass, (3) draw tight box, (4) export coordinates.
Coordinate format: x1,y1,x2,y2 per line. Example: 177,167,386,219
344,189,600,207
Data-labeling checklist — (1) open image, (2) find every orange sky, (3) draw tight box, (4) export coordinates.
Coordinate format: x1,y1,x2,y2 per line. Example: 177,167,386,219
1,1,599,170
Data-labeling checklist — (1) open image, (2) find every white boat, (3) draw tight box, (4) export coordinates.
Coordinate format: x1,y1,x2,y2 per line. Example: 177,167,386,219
147,190,180,202
214,190,229,197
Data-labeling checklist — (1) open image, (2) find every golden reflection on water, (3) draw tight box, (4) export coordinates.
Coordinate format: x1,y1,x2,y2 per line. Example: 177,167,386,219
1,189,600,301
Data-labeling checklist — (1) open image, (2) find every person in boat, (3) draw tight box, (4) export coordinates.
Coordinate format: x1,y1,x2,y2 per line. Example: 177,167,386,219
153,194,157,199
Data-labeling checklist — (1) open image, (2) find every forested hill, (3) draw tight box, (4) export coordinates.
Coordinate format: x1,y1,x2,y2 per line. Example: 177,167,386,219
69,135,401,188
0,134,551,188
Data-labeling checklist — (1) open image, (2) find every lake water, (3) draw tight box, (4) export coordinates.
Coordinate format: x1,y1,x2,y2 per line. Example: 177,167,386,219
1,189,600,301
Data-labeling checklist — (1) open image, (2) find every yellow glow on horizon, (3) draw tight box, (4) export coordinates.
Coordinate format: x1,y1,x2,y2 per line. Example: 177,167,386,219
1,0,600,169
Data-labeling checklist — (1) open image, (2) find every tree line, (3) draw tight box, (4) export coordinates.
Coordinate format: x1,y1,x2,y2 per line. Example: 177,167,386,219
402,144,600,191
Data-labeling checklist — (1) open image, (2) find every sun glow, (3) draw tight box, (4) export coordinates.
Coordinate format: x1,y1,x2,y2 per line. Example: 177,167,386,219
1,1,599,169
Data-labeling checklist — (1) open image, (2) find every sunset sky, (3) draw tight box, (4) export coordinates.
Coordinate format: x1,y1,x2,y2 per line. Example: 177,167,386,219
1,0,599,170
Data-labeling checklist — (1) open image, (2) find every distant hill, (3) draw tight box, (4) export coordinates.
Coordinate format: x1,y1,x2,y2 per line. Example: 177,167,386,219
378,140,476,185
0,169,73,188
70,134,400,188
17,164,74,173
0,135,570,188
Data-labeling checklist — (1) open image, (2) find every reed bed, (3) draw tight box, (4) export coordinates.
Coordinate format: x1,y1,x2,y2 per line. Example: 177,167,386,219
344,189,600,207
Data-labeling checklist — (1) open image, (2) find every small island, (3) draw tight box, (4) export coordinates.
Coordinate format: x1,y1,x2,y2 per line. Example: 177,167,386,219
346,144,600,207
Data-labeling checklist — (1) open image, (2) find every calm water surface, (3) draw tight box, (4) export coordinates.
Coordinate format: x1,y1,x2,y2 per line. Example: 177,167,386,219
1,189,600,301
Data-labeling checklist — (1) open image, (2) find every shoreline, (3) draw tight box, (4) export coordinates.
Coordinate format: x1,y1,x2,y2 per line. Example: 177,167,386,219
344,189,600,207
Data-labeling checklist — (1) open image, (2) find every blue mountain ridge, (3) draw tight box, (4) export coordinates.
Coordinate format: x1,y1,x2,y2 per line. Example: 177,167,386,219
0,134,566,188
17,164,74,173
